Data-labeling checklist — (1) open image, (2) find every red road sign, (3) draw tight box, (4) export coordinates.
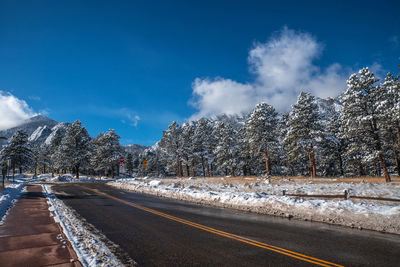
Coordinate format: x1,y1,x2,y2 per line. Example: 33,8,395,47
119,156,124,163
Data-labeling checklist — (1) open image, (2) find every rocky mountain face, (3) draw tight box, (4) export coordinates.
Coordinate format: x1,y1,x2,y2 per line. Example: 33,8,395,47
123,144,149,155
0,115,147,152
0,115,64,147
315,96,343,124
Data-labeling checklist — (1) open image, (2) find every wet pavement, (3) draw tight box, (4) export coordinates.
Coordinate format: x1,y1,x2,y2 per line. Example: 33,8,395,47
0,185,82,267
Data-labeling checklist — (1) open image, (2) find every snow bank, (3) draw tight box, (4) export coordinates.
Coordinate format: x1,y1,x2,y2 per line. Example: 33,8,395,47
0,182,25,223
29,173,101,183
43,185,135,267
108,178,400,234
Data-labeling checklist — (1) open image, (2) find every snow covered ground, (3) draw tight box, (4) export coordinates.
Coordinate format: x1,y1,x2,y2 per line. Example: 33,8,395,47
0,176,26,223
27,173,112,183
108,177,400,234
43,185,135,267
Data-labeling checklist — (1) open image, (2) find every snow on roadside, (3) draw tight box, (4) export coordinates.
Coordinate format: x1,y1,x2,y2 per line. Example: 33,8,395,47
108,178,400,234
43,185,136,267
0,182,25,223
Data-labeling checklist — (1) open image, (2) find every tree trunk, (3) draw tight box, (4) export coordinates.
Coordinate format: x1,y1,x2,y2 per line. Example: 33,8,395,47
397,126,400,153
311,144,316,177
373,161,379,176
211,164,214,177
242,166,246,177
225,168,228,176
201,156,205,177
378,154,391,182
290,165,295,177
370,119,390,182
206,161,210,177
307,147,314,178
358,160,366,176
231,167,235,177
176,155,181,177
75,164,80,178
111,165,115,178
338,153,344,176
186,163,190,177
391,133,400,176
264,150,270,175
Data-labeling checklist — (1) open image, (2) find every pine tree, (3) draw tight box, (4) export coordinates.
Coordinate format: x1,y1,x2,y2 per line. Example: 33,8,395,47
181,122,196,176
281,112,297,176
38,144,51,174
321,110,345,176
213,121,236,176
91,129,122,178
60,121,92,178
235,126,252,176
126,153,134,175
246,103,279,175
49,129,65,174
378,73,400,175
159,121,183,176
1,130,33,177
284,92,322,177
341,68,391,182
193,118,213,177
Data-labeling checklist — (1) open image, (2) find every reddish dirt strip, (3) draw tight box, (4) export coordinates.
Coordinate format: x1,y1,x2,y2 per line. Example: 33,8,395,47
0,185,82,267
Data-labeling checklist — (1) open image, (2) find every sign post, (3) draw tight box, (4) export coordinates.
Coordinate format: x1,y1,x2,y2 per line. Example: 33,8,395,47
119,156,124,174
142,160,148,176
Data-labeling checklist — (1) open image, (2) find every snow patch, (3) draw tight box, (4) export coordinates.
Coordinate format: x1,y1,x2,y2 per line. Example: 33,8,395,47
0,182,25,223
43,185,135,266
108,178,400,234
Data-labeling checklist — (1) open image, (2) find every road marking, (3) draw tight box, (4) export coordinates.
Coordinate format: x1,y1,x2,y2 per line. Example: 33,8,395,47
81,186,343,267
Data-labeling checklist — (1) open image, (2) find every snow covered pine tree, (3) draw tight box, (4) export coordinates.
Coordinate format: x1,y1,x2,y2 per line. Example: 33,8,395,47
59,121,92,178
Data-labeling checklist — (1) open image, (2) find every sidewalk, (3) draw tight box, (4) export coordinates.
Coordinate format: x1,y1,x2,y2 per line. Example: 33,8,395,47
0,185,82,267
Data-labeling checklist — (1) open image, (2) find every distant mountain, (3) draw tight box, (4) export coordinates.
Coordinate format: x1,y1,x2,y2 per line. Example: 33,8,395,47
123,144,149,155
0,115,73,148
0,115,149,154
315,96,343,126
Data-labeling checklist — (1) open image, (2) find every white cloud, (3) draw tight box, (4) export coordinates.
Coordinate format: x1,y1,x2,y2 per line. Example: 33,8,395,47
0,91,37,130
126,114,140,127
368,62,386,80
190,27,349,118
191,78,255,118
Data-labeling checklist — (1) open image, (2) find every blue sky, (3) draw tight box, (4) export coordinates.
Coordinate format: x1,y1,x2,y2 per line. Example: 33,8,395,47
0,0,399,145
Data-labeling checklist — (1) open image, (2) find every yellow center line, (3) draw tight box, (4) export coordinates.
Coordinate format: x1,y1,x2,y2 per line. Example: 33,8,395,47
81,186,344,267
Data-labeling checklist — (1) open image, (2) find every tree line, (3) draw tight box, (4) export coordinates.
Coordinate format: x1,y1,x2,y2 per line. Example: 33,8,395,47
0,121,123,178
1,67,398,182
136,68,399,182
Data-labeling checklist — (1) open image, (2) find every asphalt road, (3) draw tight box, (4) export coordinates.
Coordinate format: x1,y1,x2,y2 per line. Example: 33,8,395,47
52,182,400,267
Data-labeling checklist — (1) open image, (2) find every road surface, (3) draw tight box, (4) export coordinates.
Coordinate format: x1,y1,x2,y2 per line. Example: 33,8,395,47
52,182,400,266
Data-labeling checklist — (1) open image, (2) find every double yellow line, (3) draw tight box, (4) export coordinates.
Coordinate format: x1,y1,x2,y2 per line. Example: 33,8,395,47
81,186,343,267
